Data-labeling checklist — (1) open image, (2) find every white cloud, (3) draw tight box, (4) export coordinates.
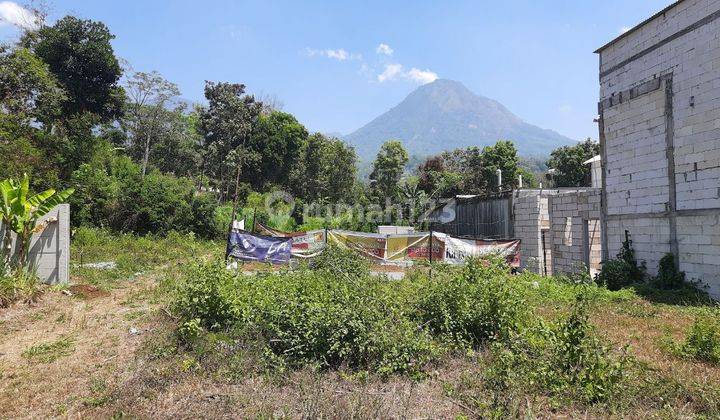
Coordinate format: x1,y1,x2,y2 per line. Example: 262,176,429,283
377,63,403,82
377,64,438,84
619,26,632,34
558,104,572,114
376,43,393,56
406,67,438,84
0,1,39,29
304,47,361,61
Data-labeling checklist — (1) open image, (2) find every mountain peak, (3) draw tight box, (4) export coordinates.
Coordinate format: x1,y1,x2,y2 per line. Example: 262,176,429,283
345,80,574,160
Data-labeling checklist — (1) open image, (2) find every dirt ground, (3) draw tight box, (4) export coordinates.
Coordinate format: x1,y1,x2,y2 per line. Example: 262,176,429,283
2,264,720,418
0,269,462,419
0,272,163,418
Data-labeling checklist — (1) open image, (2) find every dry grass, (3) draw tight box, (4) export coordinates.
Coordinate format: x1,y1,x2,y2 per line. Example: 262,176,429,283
1,236,719,418
0,276,162,418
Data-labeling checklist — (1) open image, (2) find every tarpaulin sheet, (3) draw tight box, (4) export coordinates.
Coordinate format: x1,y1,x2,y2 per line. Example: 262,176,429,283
226,230,292,264
328,230,387,260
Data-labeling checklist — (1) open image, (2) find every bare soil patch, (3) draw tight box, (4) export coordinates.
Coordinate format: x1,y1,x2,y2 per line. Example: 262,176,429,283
68,284,111,300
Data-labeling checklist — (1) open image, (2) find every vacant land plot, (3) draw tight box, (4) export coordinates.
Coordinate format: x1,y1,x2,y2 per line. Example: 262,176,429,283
1,229,719,418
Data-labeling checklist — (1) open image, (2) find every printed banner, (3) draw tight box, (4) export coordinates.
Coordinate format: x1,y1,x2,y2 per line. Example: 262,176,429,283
328,230,387,260
438,233,520,267
242,223,519,266
289,230,326,258
254,222,327,257
385,234,444,261
227,230,292,264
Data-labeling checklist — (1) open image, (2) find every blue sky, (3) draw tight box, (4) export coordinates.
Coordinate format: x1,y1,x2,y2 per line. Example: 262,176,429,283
1,0,670,142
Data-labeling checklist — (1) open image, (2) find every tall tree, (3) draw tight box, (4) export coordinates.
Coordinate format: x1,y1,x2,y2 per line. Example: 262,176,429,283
416,155,462,198
23,16,125,122
21,16,126,180
546,138,600,187
369,140,408,202
0,46,65,189
0,46,64,129
124,71,181,176
148,106,202,178
198,81,262,201
480,140,519,192
289,133,356,203
247,111,307,190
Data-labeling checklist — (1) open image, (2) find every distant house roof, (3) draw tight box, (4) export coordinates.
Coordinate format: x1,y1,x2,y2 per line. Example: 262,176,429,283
594,0,684,53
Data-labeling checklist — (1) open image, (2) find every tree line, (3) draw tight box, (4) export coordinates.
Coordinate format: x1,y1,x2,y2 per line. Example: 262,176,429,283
0,13,599,236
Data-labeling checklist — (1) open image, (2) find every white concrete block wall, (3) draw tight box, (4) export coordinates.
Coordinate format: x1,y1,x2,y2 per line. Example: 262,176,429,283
677,213,720,297
549,190,602,276
603,87,670,216
513,192,544,274
599,0,720,297
0,204,70,284
512,190,559,275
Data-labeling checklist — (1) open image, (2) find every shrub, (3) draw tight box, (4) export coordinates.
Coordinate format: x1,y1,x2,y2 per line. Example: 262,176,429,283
70,152,219,238
0,268,40,307
171,260,437,375
484,289,628,405
415,256,525,347
596,259,634,291
617,235,646,282
310,245,370,278
112,171,219,238
556,263,594,285
188,193,221,239
654,253,685,289
672,313,720,364
171,262,236,332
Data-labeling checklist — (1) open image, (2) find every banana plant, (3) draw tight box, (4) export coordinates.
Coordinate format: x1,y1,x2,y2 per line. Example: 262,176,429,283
0,174,74,270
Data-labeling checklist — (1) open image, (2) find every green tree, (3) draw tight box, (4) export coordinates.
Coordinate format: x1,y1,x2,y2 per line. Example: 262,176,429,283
517,166,539,188
0,46,65,128
198,81,262,201
20,16,126,180
480,140,519,193
247,111,308,190
369,140,408,202
325,137,357,202
123,71,181,176
289,134,357,203
23,16,125,122
449,146,485,194
0,47,64,190
546,138,600,187
416,155,463,198
148,107,202,178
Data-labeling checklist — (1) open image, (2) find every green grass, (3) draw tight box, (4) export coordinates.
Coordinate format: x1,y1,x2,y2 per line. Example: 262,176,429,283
22,336,75,363
32,230,717,418
0,268,40,307
71,227,222,289
158,245,720,417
